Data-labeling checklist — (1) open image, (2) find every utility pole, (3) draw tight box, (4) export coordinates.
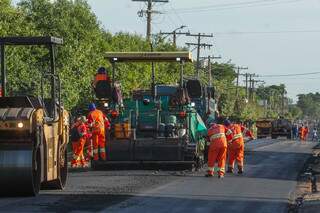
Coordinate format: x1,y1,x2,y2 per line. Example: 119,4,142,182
199,55,221,87
186,33,213,78
133,0,169,41
245,73,249,99
234,66,248,97
249,78,264,102
159,26,189,47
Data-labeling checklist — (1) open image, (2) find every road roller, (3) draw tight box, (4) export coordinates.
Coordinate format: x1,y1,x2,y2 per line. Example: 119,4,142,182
0,37,69,196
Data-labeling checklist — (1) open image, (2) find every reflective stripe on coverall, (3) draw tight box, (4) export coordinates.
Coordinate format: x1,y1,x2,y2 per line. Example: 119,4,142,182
87,109,110,161
207,124,230,176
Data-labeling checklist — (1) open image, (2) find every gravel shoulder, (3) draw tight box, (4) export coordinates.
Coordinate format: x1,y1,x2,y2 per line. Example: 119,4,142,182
290,143,320,213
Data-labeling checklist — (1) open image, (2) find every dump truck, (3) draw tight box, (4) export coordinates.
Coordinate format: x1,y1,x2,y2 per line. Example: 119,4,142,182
271,118,292,139
92,52,207,170
0,37,69,196
256,118,272,138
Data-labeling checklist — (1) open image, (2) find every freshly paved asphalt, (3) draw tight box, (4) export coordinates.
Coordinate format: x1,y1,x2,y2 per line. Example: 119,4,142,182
0,139,315,213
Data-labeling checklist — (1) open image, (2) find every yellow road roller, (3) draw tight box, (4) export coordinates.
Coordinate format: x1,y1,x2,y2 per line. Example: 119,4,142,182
0,37,69,196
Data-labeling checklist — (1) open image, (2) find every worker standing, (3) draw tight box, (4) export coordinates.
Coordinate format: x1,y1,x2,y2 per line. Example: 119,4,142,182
205,122,232,178
87,103,110,161
304,125,309,141
70,116,91,168
225,120,254,174
299,124,305,142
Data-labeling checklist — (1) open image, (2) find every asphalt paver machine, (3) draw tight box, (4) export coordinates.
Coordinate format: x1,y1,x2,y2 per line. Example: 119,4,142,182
92,52,207,170
0,37,69,196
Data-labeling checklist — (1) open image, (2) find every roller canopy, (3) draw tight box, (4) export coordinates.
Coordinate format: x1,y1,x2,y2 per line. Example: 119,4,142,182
106,52,193,63
0,36,63,45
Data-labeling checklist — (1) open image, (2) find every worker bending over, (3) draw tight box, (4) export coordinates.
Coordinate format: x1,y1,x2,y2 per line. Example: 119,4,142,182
225,120,254,174
70,116,91,168
206,122,232,178
87,103,110,161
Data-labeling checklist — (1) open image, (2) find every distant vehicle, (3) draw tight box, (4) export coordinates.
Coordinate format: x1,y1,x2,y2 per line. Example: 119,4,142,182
256,118,272,138
271,118,292,139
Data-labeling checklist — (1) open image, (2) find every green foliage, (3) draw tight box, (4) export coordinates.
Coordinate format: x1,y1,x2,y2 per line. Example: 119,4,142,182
3,0,189,114
1,0,292,123
297,93,320,119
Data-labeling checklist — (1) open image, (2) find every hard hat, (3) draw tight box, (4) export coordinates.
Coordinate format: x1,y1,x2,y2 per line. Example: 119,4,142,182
88,103,96,111
97,67,107,74
224,119,231,126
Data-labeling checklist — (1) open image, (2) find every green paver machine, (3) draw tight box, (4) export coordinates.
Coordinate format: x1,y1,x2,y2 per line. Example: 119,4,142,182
92,52,207,170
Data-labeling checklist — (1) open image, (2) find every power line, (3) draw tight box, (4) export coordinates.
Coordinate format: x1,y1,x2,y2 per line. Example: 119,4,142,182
214,30,320,35
172,0,291,11
165,0,302,14
257,71,320,77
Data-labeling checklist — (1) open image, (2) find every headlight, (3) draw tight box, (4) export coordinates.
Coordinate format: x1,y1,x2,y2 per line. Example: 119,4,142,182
104,102,109,107
17,122,24,128
191,102,195,107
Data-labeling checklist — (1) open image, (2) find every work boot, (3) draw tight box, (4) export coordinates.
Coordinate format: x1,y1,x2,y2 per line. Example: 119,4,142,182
205,173,214,177
238,166,244,175
227,167,233,173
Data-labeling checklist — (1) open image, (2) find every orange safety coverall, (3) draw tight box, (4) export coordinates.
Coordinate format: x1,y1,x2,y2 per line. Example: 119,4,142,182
71,122,91,167
227,124,253,172
207,124,232,176
87,109,110,161
93,74,111,87
299,127,303,140
304,127,309,141
300,127,306,141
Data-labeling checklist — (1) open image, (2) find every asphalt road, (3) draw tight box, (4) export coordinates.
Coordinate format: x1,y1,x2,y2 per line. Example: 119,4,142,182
0,139,315,213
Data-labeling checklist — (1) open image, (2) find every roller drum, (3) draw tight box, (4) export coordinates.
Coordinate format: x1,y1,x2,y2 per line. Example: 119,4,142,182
0,145,41,196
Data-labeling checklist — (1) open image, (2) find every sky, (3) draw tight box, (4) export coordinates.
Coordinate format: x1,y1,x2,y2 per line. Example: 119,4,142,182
13,0,320,101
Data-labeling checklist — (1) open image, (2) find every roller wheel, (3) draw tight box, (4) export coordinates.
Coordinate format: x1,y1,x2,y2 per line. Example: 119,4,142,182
31,147,42,195
55,145,68,189
41,142,68,190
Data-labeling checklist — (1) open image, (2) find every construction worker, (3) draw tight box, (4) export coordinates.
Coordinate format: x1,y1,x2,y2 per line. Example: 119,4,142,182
87,103,110,161
225,119,254,174
304,125,309,141
299,124,305,141
92,67,111,89
206,122,232,178
70,116,91,168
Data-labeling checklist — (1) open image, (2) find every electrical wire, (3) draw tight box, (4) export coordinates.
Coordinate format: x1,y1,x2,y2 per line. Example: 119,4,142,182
214,30,320,35
165,0,303,14
257,71,320,77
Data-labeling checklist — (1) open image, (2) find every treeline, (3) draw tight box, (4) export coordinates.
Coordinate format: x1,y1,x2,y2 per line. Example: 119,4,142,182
1,0,195,113
297,93,320,121
1,0,296,121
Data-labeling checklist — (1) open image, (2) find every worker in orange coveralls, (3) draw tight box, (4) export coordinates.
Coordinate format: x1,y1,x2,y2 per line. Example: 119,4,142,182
299,124,306,141
71,116,91,168
304,125,309,141
206,122,233,178
87,103,110,161
92,67,111,89
224,120,255,174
